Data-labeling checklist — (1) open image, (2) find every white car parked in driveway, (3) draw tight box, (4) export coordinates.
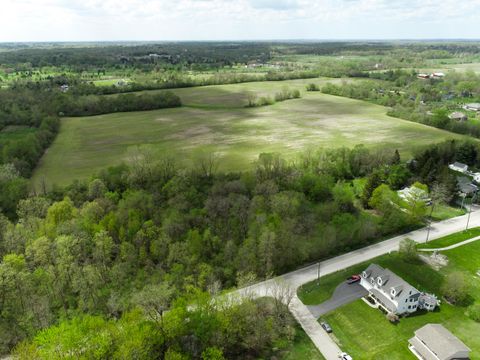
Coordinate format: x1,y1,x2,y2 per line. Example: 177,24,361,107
339,352,353,360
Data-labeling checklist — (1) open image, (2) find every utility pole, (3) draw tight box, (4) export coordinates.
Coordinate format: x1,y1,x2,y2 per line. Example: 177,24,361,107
425,203,435,243
317,262,321,285
466,191,477,231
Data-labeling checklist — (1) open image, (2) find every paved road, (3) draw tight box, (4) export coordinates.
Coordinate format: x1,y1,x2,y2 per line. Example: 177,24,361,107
418,235,480,252
307,282,368,318
233,210,480,360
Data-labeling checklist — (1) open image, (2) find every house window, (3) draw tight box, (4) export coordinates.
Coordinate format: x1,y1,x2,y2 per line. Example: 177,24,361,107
405,299,408,303
408,305,411,309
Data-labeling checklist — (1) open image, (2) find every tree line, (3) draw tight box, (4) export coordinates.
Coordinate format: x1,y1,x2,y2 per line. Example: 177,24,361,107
0,80,182,213
321,71,480,138
0,140,477,356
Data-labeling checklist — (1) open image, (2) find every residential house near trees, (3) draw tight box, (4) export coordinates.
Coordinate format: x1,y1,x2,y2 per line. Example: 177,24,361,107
463,103,480,112
360,264,439,316
448,112,468,122
448,162,468,173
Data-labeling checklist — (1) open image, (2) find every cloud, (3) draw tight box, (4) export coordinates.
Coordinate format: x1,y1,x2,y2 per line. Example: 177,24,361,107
249,0,299,10
0,0,479,41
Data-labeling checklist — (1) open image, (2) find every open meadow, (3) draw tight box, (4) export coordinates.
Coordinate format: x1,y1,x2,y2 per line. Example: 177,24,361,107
32,78,465,188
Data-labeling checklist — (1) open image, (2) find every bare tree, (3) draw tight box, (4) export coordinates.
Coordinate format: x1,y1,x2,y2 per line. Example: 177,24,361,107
196,152,220,178
269,279,296,326
270,279,295,309
426,182,450,242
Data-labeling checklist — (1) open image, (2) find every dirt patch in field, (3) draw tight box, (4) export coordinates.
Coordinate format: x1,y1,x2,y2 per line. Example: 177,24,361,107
420,252,449,270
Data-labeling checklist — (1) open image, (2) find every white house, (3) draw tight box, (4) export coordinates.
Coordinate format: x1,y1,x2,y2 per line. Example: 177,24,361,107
448,112,468,122
463,103,480,112
432,72,445,78
408,324,471,360
360,264,438,316
474,173,480,184
448,162,468,173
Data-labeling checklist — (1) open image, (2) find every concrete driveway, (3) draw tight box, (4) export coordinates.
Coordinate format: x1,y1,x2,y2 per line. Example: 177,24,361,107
307,281,368,318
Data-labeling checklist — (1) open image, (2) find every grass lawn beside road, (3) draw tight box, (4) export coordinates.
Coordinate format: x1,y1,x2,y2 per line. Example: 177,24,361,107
430,204,465,221
417,226,480,249
32,79,465,189
298,243,480,359
281,325,325,360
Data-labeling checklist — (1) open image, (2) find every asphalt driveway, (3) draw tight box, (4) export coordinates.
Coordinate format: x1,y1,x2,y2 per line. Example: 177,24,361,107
307,281,368,318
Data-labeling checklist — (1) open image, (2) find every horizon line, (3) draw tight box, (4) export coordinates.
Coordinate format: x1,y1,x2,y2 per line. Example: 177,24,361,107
1,38,480,44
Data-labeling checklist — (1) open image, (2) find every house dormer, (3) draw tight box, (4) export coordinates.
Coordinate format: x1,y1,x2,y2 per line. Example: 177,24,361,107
377,274,389,286
362,270,371,278
390,285,403,298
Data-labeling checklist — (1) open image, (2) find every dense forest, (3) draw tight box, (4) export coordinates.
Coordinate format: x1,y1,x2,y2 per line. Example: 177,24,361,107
1,41,480,70
0,139,477,357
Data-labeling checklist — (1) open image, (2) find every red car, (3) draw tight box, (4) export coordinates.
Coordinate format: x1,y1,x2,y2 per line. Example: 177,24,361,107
346,275,361,284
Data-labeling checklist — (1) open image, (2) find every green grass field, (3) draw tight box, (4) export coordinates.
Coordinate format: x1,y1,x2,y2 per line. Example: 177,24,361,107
32,78,465,188
417,227,480,249
298,241,480,359
281,325,325,360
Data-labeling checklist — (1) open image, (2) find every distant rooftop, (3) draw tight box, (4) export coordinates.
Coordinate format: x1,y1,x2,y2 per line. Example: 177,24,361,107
414,324,470,360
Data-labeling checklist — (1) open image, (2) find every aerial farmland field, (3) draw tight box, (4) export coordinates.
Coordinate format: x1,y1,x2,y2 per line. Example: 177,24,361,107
32,78,464,188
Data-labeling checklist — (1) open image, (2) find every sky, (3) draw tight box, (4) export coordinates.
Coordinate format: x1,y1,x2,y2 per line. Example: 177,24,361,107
1,0,480,42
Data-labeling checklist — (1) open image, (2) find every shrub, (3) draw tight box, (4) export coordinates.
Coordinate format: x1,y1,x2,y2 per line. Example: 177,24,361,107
467,303,480,322
386,312,399,323
306,83,320,91
399,238,418,262
441,272,470,305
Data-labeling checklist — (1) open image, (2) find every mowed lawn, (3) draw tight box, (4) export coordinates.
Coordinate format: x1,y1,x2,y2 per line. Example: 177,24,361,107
298,240,480,360
32,79,464,188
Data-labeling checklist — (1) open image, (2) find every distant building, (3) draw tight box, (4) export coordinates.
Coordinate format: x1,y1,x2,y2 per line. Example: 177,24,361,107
432,72,445,78
473,173,480,184
417,74,430,79
457,176,478,198
463,103,480,112
359,264,438,316
60,84,69,93
448,112,468,122
398,185,431,205
448,162,468,173
408,324,470,360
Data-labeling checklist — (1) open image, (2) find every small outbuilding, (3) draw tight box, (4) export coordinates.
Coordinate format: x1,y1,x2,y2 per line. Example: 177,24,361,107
457,176,478,197
448,162,468,173
417,73,430,79
448,112,468,122
463,103,480,112
408,324,470,360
